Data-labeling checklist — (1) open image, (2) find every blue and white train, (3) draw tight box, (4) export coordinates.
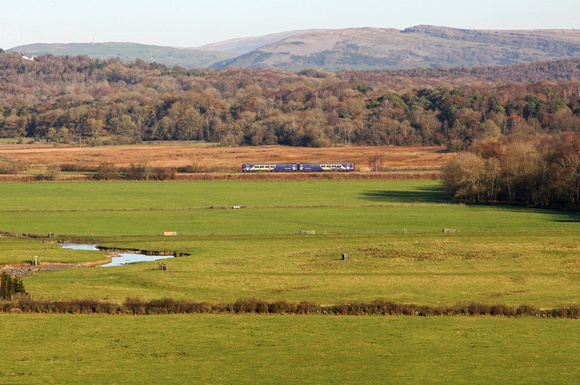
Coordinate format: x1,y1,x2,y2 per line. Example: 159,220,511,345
242,163,354,172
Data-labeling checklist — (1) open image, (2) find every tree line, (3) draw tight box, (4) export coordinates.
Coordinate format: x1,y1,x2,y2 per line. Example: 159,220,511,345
0,52,579,147
443,132,580,209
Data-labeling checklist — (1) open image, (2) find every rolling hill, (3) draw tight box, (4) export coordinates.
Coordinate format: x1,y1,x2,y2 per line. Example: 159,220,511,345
212,25,580,70
7,42,236,68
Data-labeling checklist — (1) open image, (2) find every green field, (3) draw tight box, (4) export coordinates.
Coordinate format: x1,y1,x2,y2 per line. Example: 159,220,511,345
7,231,577,306
0,180,579,384
0,180,577,237
2,314,579,384
0,180,577,306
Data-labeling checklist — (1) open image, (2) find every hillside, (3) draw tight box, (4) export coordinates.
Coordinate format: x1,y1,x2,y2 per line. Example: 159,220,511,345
7,26,580,71
213,26,580,70
7,42,235,68
195,29,330,54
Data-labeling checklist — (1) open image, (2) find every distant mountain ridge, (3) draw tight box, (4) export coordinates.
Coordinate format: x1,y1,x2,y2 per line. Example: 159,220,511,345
213,26,580,70
8,26,580,71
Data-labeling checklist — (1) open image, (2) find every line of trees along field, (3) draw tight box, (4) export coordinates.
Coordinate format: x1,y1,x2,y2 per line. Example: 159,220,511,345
1,52,580,148
443,133,580,209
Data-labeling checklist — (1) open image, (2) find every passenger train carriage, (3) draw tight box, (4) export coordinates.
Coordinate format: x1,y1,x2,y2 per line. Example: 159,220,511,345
242,163,354,172
298,163,354,172
242,164,298,172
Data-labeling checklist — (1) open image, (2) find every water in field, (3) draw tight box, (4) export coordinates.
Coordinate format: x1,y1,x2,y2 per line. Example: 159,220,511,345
99,253,174,267
60,243,173,267
60,243,99,251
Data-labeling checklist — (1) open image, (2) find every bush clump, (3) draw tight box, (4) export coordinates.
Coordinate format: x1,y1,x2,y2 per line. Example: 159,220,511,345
125,163,153,180
0,161,23,174
94,162,119,180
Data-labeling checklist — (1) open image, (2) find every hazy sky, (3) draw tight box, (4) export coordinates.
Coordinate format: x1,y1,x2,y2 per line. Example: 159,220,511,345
4,0,580,49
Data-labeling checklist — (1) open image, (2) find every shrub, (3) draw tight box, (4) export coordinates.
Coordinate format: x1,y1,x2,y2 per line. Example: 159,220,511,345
60,163,95,173
153,167,177,180
177,164,213,173
269,300,294,314
0,161,22,174
233,297,259,313
296,301,320,314
36,165,61,181
516,304,540,317
368,154,384,172
125,163,152,180
124,297,146,314
94,162,119,180
310,137,331,148
255,300,270,314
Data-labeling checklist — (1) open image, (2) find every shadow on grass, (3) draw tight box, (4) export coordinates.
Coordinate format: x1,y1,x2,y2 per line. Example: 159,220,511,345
361,186,452,204
361,186,580,224
555,217,580,222
466,202,580,224
546,210,580,223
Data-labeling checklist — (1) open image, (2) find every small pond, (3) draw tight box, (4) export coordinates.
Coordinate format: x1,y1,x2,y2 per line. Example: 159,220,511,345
60,243,99,251
60,243,174,267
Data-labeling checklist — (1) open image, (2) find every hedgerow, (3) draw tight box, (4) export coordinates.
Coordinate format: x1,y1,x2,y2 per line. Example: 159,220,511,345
1,297,579,318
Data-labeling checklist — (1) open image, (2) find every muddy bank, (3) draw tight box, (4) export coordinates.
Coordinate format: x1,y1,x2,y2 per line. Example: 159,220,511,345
0,258,113,277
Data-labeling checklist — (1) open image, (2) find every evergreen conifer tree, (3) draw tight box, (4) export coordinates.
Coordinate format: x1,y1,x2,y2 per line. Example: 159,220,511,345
0,272,27,300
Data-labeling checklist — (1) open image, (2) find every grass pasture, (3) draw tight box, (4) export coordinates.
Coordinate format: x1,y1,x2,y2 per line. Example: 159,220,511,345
0,180,578,306
0,237,108,265
0,179,579,384
0,180,577,237
15,231,580,306
1,314,579,384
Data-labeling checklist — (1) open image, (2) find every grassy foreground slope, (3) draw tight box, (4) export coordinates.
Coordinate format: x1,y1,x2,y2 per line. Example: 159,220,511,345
2,314,579,384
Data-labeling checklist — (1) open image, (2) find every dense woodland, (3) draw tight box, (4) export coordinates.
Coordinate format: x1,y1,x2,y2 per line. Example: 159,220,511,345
1,52,580,148
443,133,580,209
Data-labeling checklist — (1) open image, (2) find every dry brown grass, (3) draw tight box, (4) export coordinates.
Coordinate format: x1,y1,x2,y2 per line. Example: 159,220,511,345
0,143,452,179
0,143,451,169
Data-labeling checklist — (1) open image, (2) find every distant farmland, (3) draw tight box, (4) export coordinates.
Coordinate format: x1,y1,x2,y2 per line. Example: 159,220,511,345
0,143,451,178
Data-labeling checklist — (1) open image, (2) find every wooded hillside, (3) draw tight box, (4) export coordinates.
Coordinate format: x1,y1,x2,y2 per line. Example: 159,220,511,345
1,52,579,148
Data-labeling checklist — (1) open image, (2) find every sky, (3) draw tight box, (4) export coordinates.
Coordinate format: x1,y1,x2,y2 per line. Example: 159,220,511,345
3,0,580,50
